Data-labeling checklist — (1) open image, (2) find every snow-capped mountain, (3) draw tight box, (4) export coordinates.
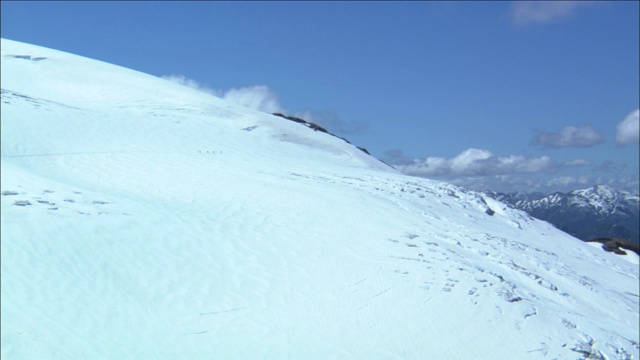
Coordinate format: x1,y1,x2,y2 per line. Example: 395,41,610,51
1,39,638,359
486,186,640,244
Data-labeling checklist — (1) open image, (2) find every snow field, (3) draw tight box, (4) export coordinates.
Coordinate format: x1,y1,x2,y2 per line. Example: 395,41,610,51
2,38,638,359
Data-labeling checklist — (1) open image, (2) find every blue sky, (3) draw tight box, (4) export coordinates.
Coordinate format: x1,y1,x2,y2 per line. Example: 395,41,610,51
2,1,638,193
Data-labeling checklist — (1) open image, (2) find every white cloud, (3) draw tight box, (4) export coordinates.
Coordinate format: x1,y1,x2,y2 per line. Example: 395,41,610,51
613,176,640,194
450,148,493,175
510,1,594,26
162,75,284,113
546,176,590,188
564,159,591,167
221,85,284,114
162,75,368,135
533,125,604,148
616,109,639,145
161,74,221,96
395,148,557,177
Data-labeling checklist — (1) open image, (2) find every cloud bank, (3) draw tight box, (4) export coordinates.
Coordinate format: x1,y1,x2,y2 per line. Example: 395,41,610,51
389,148,635,193
532,125,604,148
394,148,558,177
420,172,638,195
510,1,594,26
616,109,639,145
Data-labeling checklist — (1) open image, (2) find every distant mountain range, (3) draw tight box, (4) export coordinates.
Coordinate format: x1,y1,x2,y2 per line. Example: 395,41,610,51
485,185,640,244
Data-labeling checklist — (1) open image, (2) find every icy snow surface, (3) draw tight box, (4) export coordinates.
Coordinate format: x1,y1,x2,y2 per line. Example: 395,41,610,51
2,38,639,359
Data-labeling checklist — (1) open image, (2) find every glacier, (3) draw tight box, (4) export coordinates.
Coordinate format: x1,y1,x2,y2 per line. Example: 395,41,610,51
1,38,638,359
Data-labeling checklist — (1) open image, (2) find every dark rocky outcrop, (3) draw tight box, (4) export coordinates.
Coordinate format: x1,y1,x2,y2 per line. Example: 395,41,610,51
586,237,640,256
272,112,371,156
272,113,328,133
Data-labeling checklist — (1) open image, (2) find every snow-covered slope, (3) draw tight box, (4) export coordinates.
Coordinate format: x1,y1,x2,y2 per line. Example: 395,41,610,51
2,38,638,359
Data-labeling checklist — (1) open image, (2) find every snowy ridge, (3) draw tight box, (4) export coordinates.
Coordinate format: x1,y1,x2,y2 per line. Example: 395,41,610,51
568,186,638,214
488,186,640,244
1,38,639,359
516,186,639,215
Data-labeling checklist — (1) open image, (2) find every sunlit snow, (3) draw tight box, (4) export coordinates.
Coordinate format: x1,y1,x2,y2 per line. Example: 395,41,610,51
1,38,638,359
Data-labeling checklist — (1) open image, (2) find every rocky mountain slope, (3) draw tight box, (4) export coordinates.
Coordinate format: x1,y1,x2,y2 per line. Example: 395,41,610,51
486,185,639,244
